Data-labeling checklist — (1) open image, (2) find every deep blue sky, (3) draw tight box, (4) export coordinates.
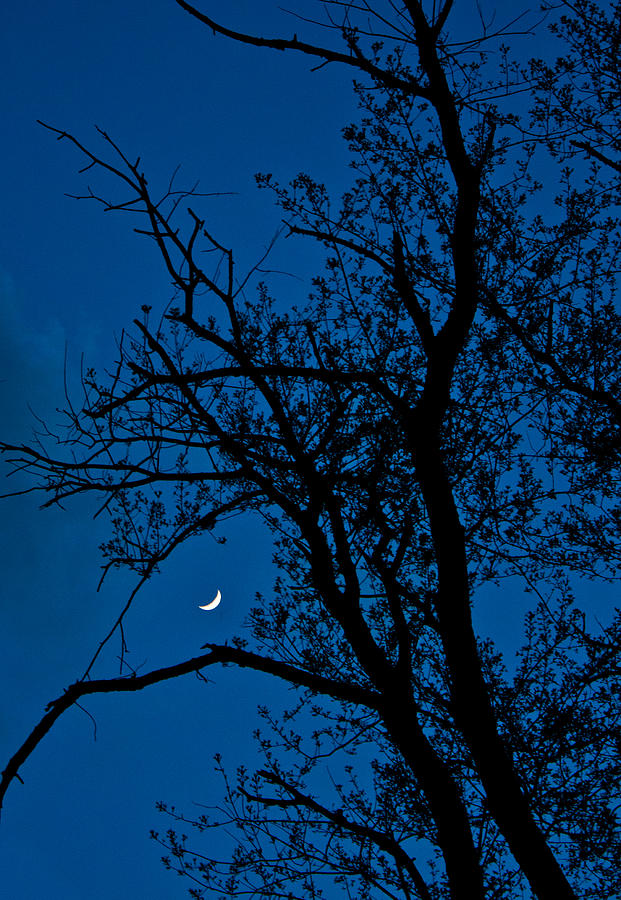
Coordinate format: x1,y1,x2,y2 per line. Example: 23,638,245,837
0,3,615,899
0,3,354,896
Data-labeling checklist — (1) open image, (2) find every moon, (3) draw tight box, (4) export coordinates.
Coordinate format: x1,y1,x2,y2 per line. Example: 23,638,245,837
199,589,221,611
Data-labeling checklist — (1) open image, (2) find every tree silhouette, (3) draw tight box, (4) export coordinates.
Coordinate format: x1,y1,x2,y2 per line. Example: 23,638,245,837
2,2,620,899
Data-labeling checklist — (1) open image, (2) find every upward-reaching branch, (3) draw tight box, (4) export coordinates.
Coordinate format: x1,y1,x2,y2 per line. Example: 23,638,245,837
174,0,431,97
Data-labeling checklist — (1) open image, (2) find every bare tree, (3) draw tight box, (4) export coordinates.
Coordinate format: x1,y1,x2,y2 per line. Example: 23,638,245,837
2,2,620,899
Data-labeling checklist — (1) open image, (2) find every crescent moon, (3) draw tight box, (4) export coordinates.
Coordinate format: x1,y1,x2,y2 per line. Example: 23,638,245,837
199,589,221,611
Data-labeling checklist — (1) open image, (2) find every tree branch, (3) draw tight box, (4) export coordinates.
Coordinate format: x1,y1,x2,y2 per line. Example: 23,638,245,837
0,645,381,814
174,0,430,97
483,290,621,422
392,230,434,355
246,769,434,900
571,139,621,174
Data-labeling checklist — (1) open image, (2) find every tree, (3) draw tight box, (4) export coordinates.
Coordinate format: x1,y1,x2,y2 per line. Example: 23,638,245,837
1,1,620,898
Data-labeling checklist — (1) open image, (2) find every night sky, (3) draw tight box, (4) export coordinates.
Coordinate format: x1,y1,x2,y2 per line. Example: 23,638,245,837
0,4,354,896
0,3,615,898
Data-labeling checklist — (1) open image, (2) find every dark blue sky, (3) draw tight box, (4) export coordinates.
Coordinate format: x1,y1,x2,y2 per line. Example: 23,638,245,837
0,3,353,896
1,3,615,898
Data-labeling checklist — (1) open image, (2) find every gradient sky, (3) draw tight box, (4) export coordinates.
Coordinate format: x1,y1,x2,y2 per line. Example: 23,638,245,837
1,3,615,899
0,4,358,897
